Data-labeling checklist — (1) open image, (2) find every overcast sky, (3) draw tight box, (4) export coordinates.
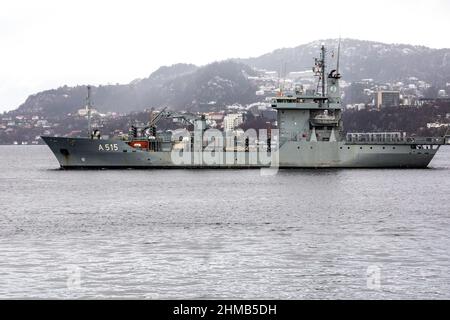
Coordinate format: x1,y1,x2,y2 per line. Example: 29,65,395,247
1,0,449,112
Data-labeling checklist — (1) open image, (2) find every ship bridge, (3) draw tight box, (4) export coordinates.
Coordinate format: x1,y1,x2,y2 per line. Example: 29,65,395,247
271,95,341,110
269,44,345,144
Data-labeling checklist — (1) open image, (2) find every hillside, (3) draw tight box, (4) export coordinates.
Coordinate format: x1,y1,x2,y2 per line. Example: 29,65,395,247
240,38,450,84
342,102,450,136
11,38,450,117
14,61,258,116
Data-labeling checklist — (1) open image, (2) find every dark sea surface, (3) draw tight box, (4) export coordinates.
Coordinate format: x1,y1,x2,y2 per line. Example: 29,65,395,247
0,145,449,299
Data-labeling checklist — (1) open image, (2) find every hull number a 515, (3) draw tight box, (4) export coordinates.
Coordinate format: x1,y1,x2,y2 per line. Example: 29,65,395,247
99,143,119,151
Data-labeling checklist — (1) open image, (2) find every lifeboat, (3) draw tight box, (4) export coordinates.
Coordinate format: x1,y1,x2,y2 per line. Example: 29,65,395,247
128,140,149,149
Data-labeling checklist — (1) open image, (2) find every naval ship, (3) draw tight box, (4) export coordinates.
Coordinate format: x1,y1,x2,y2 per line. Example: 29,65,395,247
42,45,449,169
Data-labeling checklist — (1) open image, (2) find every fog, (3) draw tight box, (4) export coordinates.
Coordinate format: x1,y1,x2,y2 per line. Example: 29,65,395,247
1,0,449,111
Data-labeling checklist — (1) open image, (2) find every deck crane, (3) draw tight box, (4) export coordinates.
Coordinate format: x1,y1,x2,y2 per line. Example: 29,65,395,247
143,108,207,138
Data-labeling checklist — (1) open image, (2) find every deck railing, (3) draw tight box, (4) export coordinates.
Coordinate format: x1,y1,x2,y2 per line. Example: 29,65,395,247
346,132,446,145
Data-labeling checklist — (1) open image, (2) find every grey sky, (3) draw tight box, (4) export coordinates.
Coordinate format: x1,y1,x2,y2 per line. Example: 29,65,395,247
1,0,449,112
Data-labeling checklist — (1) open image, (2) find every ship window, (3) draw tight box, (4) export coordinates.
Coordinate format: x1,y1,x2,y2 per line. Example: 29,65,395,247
370,147,373,149
393,147,396,149
123,150,127,152
340,147,342,149
382,147,385,149
347,147,350,149
360,147,363,149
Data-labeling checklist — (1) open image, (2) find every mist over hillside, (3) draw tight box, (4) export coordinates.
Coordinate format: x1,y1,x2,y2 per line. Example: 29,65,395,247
15,62,257,116
240,38,450,84
10,38,450,117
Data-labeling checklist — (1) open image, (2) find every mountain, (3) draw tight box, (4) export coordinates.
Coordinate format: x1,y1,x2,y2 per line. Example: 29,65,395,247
15,61,258,116
12,38,450,116
240,38,450,84
133,60,258,112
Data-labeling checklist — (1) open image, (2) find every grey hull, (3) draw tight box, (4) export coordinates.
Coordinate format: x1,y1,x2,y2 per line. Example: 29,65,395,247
42,136,439,169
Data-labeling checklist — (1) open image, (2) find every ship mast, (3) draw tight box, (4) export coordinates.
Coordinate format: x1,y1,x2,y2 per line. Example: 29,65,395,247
321,44,326,97
314,44,327,97
86,85,92,138
336,37,341,76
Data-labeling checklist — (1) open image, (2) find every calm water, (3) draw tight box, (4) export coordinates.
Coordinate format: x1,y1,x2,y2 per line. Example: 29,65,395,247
0,145,449,299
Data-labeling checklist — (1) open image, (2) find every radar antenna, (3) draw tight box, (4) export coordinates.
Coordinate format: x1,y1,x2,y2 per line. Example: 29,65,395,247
328,38,342,80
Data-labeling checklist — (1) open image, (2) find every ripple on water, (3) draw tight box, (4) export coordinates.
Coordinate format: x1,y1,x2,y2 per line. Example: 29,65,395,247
0,145,449,298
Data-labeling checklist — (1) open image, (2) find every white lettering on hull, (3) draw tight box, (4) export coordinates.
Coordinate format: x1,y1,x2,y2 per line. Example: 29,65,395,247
98,144,119,151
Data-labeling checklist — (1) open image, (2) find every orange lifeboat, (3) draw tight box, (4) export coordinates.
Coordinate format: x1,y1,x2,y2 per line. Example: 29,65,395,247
128,140,149,149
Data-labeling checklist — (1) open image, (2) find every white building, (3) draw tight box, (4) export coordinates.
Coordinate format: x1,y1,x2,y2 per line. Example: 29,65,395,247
223,113,243,131
427,122,450,129
346,103,366,111
78,107,103,117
